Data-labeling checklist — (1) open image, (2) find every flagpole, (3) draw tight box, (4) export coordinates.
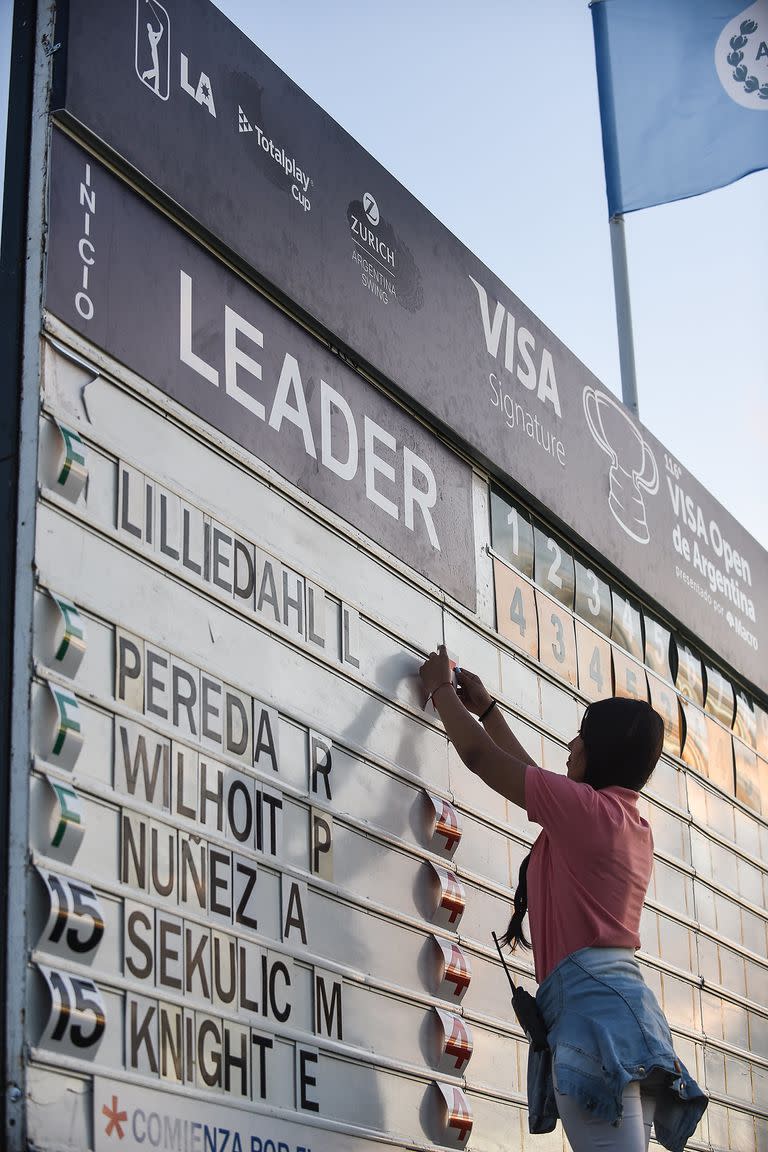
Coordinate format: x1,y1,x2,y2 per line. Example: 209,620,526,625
609,214,639,417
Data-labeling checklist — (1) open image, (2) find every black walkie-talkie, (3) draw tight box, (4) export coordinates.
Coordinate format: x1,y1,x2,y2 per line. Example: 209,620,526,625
492,931,549,1051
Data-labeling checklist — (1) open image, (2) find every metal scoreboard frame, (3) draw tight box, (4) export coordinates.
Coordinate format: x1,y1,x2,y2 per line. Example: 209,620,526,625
1,2,767,1151
2,0,55,1139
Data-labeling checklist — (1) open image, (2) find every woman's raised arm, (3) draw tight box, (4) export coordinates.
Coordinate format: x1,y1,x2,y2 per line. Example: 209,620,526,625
455,666,536,765
419,646,530,809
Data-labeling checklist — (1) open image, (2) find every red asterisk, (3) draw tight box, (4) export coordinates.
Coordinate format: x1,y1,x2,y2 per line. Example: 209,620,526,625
102,1095,127,1139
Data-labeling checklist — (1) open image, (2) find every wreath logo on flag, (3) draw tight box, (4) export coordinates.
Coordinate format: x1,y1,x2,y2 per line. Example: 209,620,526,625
715,3,768,109
727,20,768,98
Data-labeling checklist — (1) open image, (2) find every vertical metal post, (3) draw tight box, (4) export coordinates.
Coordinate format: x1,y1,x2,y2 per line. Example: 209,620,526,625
1,1,55,1145
609,214,639,418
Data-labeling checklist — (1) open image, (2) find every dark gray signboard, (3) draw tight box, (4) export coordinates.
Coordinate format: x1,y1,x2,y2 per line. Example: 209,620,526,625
51,0,767,691
45,131,476,608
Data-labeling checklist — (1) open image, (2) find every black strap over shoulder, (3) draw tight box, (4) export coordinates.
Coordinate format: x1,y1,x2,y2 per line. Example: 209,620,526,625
492,931,549,1051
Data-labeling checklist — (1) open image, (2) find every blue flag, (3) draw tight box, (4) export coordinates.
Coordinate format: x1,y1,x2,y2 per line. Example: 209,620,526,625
592,0,768,216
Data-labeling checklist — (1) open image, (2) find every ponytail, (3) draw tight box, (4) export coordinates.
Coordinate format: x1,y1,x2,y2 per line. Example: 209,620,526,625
500,852,531,951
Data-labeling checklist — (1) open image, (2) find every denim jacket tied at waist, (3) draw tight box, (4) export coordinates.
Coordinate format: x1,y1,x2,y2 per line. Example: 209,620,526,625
527,948,708,1152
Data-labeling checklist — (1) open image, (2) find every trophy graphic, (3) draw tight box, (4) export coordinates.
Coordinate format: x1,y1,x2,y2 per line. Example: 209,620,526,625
583,386,658,544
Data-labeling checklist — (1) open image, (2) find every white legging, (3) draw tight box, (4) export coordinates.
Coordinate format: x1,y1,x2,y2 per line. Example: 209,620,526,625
555,1081,656,1152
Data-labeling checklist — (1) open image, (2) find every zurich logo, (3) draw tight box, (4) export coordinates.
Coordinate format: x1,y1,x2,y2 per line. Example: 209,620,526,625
362,193,380,226
715,1,768,109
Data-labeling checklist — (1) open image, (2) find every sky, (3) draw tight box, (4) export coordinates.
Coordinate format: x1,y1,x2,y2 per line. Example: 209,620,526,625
1,0,766,553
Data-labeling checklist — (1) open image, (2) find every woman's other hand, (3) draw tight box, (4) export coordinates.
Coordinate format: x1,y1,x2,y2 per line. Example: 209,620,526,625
455,667,493,716
419,644,454,702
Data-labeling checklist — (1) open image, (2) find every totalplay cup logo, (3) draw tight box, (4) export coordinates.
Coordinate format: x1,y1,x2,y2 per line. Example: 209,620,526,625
583,386,659,544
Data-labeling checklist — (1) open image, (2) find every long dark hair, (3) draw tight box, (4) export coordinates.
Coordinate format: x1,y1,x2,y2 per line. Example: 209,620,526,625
500,697,664,951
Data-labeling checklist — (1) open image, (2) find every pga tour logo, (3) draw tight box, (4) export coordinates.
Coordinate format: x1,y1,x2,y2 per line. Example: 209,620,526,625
715,1,768,108
134,0,217,116
135,0,170,100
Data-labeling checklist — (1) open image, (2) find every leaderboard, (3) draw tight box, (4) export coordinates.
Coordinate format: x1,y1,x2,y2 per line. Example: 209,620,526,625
30,337,500,1150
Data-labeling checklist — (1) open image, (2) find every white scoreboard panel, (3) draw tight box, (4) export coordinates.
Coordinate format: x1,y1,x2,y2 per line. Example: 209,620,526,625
4,4,765,1151
23,323,768,1151
25,332,532,1152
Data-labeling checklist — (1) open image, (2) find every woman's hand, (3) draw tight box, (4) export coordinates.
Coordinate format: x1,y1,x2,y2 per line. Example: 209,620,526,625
455,668,493,716
419,644,454,702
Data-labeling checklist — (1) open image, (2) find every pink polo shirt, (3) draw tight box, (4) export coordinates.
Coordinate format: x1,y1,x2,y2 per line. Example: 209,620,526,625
524,764,653,983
